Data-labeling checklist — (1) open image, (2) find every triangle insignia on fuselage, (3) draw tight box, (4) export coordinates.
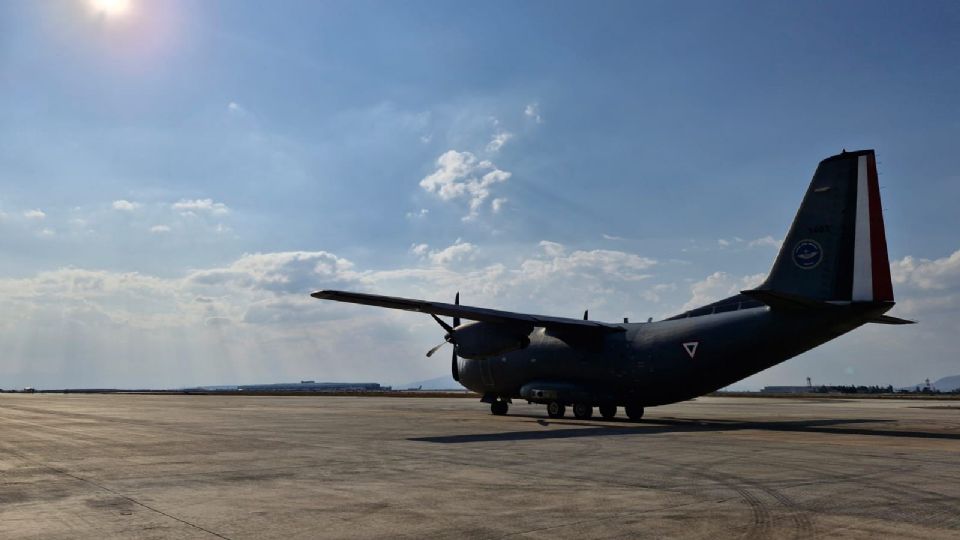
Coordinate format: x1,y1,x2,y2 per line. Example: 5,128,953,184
682,342,699,358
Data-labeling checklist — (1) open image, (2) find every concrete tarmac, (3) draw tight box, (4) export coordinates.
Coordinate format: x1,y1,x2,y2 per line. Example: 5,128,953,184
1,394,959,539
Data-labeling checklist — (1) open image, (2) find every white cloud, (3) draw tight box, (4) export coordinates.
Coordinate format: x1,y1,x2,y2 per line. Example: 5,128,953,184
748,235,781,249
428,239,476,266
491,198,507,213
227,101,246,115
38,228,55,237
891,250,960,291
418,150,511,220
24,209,46,219
409,243,429,257
187,251,356,295
172,198,229,216
681,271,766,311
524,103,542,123
718,238,731,247
112,200,141,211
539,240,566,257
486,131,513,152
405,208,429,219
150,225,171,233
602,234,624,241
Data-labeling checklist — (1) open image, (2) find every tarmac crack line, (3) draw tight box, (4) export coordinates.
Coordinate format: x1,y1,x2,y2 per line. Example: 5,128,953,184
0,442,232,540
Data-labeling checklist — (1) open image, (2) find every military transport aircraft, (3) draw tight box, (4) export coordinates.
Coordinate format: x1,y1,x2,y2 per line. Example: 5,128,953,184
312,149,913,420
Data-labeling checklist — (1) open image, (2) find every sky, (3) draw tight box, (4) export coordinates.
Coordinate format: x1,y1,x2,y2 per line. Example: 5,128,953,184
0,0,958,390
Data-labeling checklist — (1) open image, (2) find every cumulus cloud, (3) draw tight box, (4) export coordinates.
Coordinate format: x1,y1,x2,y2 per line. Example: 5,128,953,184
491,198,507,213
112,200,141,211
418,150,511,220
539,240,565,257
409,243,429,257
891,250,960,291
172,198,229,216
748,235,781,249
24,209,46,219
681,271,766,311
188,251,356,295
428,239,476,266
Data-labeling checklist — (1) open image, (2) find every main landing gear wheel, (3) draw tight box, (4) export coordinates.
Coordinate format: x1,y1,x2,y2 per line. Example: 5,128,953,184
491,400,509,416
546,401,566,418
572,403,593,419
598,404,617,420
624,404,644,421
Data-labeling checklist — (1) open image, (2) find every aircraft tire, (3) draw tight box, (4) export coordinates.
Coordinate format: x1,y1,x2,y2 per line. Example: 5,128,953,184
546,401,565,418
572,403,593,419
624,404,644,421
598,404,617,420
491,400,509,416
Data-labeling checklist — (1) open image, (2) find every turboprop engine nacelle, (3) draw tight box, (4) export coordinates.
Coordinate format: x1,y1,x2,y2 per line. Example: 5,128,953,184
453,321,532,359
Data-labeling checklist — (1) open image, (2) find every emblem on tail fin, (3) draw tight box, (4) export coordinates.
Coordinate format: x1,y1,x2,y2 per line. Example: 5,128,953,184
792,239,822,270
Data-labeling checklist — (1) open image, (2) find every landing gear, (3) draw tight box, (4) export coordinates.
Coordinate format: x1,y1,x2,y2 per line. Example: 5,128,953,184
624,403,644,421
491,400,509,416
598,404,617,420
572,403,593,419
546,401,566,418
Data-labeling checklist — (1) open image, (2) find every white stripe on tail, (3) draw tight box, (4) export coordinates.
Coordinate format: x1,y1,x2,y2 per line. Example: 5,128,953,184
852,155,873,301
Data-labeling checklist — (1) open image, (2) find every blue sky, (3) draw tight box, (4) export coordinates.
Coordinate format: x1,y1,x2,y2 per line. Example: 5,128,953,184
1,1,958,389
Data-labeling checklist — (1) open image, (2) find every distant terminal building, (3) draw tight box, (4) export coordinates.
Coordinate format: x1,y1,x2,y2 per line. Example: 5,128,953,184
239,382,386,392
761,386,814,394
193,382,389,393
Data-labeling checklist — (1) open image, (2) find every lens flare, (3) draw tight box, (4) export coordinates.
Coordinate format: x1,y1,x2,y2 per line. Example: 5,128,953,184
90,0,131,17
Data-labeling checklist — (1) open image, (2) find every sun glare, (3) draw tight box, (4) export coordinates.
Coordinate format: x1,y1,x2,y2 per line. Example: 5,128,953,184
90,0,131,17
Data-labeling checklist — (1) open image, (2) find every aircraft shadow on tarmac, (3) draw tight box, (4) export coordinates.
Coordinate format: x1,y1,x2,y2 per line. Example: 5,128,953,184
409,417,960,444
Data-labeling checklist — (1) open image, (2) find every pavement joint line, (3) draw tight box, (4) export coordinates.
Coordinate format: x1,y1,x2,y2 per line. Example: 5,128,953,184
0,442,232,540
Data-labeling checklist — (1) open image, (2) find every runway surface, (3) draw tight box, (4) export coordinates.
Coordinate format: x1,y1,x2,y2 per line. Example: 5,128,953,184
1,394,958,539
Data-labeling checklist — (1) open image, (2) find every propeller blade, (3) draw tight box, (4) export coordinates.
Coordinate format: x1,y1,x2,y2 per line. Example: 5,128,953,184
430,313,453,333
453,292,460,328
426,341,447,358
451,344,460,381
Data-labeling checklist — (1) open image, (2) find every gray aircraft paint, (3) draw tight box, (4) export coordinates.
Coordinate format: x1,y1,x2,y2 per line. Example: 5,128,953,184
312,150,911,417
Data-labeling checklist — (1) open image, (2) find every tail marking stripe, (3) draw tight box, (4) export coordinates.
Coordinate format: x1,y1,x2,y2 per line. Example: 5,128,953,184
851,156,873,301
867,153,894,301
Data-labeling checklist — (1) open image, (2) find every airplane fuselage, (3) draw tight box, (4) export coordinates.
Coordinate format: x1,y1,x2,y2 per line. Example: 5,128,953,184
455,299,887,407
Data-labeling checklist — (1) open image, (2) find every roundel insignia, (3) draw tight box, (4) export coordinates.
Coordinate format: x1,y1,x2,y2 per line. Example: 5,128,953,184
792,239,822,270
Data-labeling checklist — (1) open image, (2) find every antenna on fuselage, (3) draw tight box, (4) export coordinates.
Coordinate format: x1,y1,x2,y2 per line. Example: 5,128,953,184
583,310,588,320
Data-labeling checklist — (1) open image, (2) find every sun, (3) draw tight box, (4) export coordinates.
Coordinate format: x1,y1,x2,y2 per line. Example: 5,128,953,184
90,0,131,17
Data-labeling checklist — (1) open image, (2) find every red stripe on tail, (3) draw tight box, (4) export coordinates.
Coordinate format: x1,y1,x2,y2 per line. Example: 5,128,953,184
867,153,893,301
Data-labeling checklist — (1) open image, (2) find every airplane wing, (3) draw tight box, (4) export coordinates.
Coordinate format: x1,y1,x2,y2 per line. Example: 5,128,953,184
310,290,625,333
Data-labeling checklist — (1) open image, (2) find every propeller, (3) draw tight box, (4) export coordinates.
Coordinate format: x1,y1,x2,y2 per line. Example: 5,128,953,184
423,292,461,382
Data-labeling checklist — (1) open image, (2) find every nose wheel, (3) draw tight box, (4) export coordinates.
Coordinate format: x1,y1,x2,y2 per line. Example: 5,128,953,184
546,401,566,418
490,400,509,415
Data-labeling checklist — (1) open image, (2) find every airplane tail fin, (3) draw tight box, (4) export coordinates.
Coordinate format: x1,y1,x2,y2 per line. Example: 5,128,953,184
758,149,894,303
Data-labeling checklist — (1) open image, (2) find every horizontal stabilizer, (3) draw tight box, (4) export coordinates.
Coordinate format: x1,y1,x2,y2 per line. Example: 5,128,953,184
867,315,916,325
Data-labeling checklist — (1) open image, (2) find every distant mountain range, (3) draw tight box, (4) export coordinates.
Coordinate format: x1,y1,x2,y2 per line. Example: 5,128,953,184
404,375,462,390
931,375,960,392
